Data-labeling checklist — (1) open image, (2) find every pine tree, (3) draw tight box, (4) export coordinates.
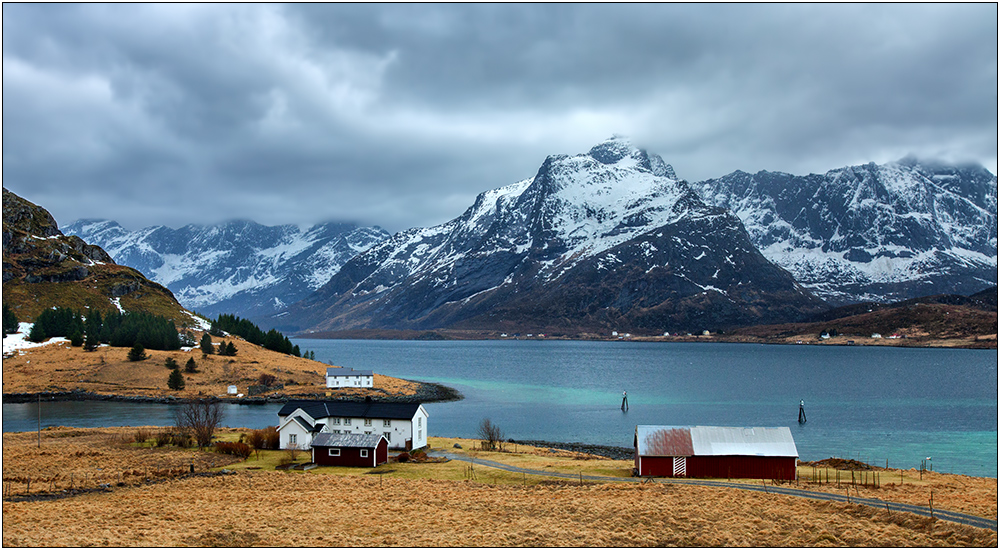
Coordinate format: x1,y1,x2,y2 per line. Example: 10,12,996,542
167,368,185,391
84,331,100,352
200,333,214,355
225,341,237,356
185,357,198,373
3,304,18,337
165,357,179,370
127,343,148,362
28,322,47,343
69,330,84,347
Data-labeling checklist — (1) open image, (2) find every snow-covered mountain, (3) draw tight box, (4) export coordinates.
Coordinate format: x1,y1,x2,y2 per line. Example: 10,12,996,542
276,137,827,334
695,157,998,305
63,219,390,319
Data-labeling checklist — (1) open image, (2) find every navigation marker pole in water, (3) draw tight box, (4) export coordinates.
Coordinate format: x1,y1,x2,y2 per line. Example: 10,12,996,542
798,400,807,424
621,390,629,412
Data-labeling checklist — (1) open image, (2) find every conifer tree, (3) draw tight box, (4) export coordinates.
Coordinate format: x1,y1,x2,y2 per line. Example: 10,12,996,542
165,357,179,370
3,304,18,337
185,357,198,373
167,368,185,391
200,333,214,355
225,341,237,356
69,330,84,347
27,322,46,343
127,343,148,362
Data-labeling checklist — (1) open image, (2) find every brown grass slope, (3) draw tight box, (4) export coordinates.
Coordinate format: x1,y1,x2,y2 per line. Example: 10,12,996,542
2,332,424,400
3,188,190,325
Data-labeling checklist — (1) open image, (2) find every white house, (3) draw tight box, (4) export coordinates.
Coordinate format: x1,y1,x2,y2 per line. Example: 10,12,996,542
326,367,374,389
277,400,428,451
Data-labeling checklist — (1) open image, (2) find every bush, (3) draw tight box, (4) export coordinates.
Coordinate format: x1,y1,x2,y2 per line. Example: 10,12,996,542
155,431,172,447
396,451,410,463
170,432,192,448
214,441,253,459
175,400,223,449
133,427,151,445
165,357,179,370
256,373,277,387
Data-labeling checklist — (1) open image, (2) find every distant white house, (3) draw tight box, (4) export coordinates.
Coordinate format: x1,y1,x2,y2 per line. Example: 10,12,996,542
326,367,374,388
871,333,882,339
227,385,238,395
277,400,428,451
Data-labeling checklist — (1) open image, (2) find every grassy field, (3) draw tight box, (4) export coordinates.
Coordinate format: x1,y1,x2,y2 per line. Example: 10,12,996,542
2,333,425,400
2,427,996,547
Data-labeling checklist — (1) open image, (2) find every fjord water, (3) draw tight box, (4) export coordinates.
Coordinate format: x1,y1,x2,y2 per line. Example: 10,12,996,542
3,340,996,478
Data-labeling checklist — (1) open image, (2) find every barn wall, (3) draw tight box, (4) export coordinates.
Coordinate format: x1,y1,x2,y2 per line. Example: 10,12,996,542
638,455,796,480
314,446,376,467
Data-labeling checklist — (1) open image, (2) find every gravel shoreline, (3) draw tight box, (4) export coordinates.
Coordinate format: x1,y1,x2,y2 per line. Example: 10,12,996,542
511,439,634,461
1,380,463,405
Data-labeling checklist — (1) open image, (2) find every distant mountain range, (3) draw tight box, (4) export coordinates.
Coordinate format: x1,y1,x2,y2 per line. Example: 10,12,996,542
63,138,997,334
64,219,389,319
696,156,998,305
275,138,827,334
2,188,191,324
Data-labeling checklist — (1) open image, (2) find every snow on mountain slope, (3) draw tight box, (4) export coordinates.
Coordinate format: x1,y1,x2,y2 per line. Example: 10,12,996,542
279,137,825,333
696,157,998,305
64,219,389,319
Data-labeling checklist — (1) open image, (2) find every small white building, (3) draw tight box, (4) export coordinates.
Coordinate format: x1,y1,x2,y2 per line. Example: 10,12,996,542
277,400,428,451
227,385,238,395
326,367,374,388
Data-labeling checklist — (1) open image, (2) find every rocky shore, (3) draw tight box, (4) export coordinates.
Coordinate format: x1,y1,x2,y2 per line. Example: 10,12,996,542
511,439,634,461
2,380,463,405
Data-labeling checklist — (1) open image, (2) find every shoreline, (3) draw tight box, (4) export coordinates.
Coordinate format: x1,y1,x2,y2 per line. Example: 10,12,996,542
1,380,463,406
295,331,997,349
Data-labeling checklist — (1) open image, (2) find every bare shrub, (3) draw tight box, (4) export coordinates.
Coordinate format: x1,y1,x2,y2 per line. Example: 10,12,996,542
256,373,277,387
478,418,505,451
396,451,410,463
132,428,151,445
170,432,192,448
155,431,172,447
214,441,252,459
174,400,224,450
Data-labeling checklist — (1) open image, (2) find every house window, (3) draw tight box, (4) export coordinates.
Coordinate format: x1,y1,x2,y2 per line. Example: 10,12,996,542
417,417,422,428
383,419,391,427
289,434,297,445
384,432,391,442
344,418,352,426
328,448,340,457
333,418,341,425
360,449,369,458
364,419,372,427
365,431,372,435
418,430,422,441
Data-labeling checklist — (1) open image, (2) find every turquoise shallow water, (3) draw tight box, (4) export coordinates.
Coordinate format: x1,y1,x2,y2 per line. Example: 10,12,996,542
4,340,996,477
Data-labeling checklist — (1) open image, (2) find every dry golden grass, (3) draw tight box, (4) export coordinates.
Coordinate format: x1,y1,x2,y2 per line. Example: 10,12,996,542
2,428,996,547
2,332,422,399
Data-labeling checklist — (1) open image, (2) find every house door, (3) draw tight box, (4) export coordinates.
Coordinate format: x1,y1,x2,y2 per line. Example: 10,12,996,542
405,439,412,451
672,457,687,477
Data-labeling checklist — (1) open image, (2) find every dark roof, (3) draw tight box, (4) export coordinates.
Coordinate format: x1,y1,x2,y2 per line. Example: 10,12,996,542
326,367,374,377
311,433,385,449
278,400,423,420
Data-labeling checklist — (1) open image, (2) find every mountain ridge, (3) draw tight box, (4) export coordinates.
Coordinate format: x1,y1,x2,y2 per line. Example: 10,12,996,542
64,218,390,319
276,137,827,334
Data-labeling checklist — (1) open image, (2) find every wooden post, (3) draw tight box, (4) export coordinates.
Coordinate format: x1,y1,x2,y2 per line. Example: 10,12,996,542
37,395,41,448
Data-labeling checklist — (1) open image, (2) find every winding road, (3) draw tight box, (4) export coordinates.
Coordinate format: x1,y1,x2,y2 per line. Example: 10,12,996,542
431,451,998,532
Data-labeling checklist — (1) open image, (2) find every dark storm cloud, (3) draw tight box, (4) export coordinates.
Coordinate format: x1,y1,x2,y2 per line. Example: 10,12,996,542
3,4,996,233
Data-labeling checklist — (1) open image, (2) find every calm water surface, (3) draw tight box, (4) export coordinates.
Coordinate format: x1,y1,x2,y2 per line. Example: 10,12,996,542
4,340,996,477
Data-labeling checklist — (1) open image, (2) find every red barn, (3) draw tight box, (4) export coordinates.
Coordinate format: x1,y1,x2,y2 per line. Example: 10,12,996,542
634,425,798,480
311,433,388,468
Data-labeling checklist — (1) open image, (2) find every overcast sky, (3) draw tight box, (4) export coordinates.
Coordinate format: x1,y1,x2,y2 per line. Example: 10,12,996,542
4,4,997,234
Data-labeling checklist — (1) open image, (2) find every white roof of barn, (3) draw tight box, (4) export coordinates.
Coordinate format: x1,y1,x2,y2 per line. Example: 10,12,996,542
635,425,798,458
311,433,385,449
